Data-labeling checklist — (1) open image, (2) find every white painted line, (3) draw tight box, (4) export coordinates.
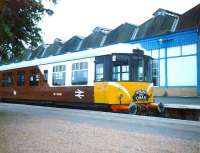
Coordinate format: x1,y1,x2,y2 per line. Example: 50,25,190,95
165,104,200,110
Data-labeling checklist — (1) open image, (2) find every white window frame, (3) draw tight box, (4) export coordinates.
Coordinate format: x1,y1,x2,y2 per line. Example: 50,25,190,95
52,65,66,86
72,62,88,85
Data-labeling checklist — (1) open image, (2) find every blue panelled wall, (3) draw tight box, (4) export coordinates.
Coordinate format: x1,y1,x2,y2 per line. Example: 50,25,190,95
197,27,200,96
128,27,200,96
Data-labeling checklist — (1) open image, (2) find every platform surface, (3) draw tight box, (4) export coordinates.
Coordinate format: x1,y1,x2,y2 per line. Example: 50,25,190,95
0,103,200,153
156,96,200,109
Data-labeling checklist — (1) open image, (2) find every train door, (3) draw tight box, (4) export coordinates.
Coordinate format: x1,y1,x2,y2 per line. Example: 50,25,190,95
94,55,112,104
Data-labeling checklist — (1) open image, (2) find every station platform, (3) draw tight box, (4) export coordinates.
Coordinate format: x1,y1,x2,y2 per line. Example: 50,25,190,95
155,96,200,120
156,96,200,109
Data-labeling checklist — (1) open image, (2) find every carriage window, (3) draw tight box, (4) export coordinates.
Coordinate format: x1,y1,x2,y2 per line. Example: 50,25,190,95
29,69,40,86
52,65,66,86
112,65,129,81
17,71,25,86
43,70,48,82
72,62,88,85
95,64,104,81
2,72,13,87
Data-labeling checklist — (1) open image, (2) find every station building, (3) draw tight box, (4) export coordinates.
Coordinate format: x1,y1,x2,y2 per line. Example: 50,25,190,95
130,27,200,96
128,5,200,96
3,4,200,97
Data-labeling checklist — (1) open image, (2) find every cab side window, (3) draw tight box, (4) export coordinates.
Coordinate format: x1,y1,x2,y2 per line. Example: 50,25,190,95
95,64,104,81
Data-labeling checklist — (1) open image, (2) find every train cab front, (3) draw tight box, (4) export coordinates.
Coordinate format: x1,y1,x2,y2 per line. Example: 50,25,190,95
94,50,164,115
128,86,164,115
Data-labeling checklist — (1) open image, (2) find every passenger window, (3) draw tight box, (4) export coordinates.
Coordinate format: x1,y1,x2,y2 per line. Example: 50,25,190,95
72,62,88,85
2,72,13,87
52,65,66,86
95,64,104,81
29,69,40,86
17,71,25,86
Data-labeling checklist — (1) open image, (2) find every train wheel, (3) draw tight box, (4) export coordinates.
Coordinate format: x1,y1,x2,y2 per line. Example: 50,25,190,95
157,102,165,117
157,102,165,113
128,103,138,115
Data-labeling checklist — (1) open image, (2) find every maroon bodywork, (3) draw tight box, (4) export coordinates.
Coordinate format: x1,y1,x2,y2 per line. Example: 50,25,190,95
0,66,94,104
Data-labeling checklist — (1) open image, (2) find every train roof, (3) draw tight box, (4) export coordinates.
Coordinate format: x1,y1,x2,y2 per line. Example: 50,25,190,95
0,43,145,71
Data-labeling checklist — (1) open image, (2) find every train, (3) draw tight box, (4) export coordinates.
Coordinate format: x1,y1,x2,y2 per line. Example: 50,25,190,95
0,43,164,114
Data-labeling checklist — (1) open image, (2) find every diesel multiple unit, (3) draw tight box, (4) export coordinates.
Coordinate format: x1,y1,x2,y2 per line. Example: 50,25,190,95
0,43,163,114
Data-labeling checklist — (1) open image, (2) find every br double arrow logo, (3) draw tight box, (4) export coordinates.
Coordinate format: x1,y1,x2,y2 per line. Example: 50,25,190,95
75,89,84,99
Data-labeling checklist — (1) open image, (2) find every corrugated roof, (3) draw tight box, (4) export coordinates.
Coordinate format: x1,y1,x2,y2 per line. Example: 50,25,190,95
103,23,138,46
153,8,180,17
23,49,32,61
79,27,111,50
27,45,45,60
176,4,200,31
135,14,177,39
59,36,84,54
42,39,63,58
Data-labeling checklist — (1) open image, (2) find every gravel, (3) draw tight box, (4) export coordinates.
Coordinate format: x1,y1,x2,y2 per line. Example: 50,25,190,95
0,109,199,153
